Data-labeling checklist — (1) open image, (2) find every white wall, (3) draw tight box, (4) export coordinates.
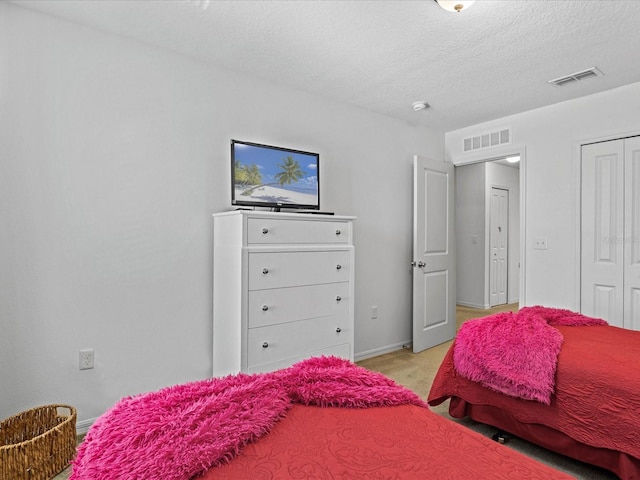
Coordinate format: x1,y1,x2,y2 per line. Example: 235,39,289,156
447,81,640,309
455,163,486,307
0,3,444,426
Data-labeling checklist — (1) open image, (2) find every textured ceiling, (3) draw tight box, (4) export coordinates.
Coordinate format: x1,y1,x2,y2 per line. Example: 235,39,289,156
12,0,640,132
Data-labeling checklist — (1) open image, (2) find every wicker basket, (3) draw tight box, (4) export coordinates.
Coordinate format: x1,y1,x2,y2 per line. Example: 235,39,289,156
0,404,77,480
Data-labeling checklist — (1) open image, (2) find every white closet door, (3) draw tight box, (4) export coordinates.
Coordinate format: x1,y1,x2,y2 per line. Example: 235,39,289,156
581,140,624,327
624,136,640,330
489,187,508,306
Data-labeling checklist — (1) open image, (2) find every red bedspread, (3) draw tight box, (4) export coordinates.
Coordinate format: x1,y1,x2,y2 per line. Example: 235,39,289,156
72,356,425,480
453,306,606,404
205,403,574,480
429,325,640,465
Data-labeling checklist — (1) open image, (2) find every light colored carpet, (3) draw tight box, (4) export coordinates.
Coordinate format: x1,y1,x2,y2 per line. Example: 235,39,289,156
358,303,617,480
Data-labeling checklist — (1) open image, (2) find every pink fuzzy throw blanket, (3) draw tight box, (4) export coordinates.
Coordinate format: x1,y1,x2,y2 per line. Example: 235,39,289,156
453,306,607,405
70,356,425,480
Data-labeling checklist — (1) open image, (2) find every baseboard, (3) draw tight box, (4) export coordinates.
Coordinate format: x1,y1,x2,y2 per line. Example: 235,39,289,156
456,301,489,309
76,417,97,435
354,340,411,362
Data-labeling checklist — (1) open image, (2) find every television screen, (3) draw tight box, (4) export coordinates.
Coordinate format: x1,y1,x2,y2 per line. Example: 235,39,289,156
231,139,320,210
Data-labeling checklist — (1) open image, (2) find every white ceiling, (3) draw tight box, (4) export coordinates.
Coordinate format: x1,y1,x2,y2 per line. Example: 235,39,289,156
12,0,640,132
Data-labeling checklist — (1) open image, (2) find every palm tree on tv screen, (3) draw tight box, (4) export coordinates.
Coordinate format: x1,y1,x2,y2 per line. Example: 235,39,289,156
275,156,305,186
235,161,262,186
237,156,306,196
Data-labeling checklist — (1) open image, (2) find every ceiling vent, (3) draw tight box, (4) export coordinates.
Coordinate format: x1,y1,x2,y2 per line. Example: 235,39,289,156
463,128,511,153
548,67,603,87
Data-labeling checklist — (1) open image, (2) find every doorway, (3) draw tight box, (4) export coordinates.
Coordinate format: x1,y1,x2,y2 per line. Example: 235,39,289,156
455,156,520,309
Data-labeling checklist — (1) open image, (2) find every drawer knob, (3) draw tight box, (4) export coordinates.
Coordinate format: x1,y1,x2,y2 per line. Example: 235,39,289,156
336,327,342,333
262,268,269,275
262,228,269,234
262,305,269,311
336,295,342,302
335,229,341,236
262,342,269,348
336,264,342,270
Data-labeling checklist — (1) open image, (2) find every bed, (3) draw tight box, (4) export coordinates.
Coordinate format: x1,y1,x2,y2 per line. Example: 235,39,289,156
428,306,640,480
70,356,573,480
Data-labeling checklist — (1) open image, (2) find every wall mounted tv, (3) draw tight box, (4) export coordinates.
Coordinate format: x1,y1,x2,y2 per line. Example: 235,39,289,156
231,139,320,210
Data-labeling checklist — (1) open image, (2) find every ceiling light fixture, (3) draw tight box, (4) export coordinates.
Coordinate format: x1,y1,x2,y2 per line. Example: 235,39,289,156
412,101,430,111
435,0,475,13
505,156,520,164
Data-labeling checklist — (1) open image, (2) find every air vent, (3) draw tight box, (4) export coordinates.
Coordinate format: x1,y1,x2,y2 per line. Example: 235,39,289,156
463,128,511,152
548,67,603,87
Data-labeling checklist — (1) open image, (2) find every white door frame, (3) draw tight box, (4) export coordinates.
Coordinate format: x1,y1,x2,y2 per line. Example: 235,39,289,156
451,144,527,308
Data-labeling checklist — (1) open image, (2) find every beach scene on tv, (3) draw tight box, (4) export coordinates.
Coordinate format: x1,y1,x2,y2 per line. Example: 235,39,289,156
233,143,319,207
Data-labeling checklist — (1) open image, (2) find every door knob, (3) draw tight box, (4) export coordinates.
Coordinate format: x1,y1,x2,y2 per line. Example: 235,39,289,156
417,261,426,268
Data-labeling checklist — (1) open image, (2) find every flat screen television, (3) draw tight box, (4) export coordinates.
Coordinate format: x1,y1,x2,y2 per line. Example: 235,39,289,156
231,139,320,210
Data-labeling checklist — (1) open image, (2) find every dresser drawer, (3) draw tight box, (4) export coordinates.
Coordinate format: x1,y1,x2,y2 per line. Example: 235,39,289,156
248,250,351,290
247,343,351,374
247,218,350,244
247,316,351,368
248,282,350,328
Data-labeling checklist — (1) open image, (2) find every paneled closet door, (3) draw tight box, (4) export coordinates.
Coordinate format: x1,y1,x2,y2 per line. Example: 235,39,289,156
489,187,509,307
581,140,624,327
624,136,640,330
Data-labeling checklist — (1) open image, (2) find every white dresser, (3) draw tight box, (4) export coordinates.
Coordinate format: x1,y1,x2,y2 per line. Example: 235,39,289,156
212,210,355,376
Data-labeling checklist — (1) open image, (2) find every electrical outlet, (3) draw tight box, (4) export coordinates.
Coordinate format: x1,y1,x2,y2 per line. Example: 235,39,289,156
371,306,378,319
534,237,548,250
79,349,94,370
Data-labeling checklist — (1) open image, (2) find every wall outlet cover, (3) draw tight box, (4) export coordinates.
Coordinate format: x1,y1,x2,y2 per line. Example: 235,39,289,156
79,349,95,370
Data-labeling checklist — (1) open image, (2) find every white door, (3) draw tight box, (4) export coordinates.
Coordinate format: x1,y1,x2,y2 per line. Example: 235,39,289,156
412,156,456,353
489,187,508,306
581,140,624,326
